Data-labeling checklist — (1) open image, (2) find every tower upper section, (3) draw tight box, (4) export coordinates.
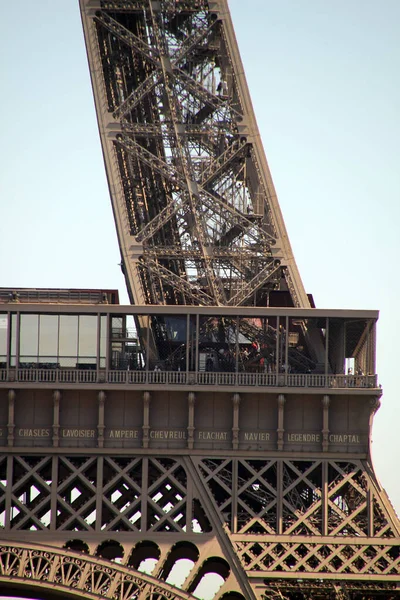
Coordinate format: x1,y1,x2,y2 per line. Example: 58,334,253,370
80,0,309,308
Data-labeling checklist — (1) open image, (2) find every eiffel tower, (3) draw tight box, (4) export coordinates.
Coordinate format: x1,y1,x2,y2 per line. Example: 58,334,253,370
0,1,398,599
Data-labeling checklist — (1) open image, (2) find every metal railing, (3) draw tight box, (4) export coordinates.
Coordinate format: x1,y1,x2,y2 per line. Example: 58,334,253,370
0,368,378,389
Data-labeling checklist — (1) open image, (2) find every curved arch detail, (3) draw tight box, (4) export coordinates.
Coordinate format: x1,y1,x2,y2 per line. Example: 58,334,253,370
0,541,199,600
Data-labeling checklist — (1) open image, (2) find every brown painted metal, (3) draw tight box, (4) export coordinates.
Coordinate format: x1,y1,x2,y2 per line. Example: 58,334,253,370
79,0,309,308
0,303,399,599
0,0,399,598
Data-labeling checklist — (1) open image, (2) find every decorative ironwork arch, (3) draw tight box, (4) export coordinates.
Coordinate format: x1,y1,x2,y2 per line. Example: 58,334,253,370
0,541,200,600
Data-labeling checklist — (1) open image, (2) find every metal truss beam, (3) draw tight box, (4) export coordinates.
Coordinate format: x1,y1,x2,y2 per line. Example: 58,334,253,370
81,0,310,308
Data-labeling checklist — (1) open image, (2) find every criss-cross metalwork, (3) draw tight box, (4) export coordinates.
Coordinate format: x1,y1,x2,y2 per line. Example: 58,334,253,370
80,0,308,308
0,452,398,598
0,2,398,600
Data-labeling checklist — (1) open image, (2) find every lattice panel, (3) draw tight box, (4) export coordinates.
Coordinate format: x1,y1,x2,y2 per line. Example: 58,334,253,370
327,461,369,537
282,460,322,535
236,460,278,535
235,540,400,577
147,457,188,532
57,456,98,531
197,457,399,542
10,455,53,530
101,456,143,531
199,458,233,528
0,455,208,534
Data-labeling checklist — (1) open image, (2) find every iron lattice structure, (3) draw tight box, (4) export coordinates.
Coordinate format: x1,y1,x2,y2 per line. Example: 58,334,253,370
80,0,309,309
0,452,399,599
0,1,398,600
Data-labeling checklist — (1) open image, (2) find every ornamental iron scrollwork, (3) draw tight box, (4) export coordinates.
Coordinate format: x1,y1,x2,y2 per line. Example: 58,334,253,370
0,542,200,599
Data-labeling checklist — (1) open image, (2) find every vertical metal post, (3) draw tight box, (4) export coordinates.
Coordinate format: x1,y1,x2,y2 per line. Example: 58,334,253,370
5,455,13,530
141,457,149,532
186,313,190,381
15,312,20,370
77,314,80,366
232,457,238,534
50,455,58,532
187,392,195,450
325,317,329,376
195,313,199,376
277,393,285,451
232,393,240,450
275,316,280,381
186,459,193,533
142,391,151,448
105,312,110,379
235,315,239,378
322,459,328,536
277,459,283,535
6,311,11,370
146,315,150,383
285,315,289,384
96,312,101,371
98,391,106,448
370,321,377,376
7,389,15,447
57,314,60,367
53,390,60,448
95,456,103,533
367,486,374,537
322,395,330,452
37,313,41,364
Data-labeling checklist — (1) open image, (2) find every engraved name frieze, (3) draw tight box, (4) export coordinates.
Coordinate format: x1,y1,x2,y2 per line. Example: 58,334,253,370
286,433,321,443
149,429,230,441
107,429,140,439
60,428,96,438
329,434,361,443
150,430,187,440
285,432,362,444
16,428,51,438
241,431,272,442
197,431,229,441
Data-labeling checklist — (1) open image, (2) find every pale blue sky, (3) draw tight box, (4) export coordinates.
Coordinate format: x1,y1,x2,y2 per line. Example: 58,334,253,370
0,0,399,562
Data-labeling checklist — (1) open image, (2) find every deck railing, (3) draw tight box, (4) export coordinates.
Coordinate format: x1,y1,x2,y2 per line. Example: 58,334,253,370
0,368,378,389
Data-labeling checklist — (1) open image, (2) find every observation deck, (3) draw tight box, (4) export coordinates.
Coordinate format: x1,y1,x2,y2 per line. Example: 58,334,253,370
0,302,378,393
0,299,381,456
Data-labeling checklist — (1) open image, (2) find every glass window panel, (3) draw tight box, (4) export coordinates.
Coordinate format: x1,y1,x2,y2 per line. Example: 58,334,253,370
111,316,123,339
59,315,78,358
78,315,97,358
39,315,59,359
20,314,39,360
198,314,237,372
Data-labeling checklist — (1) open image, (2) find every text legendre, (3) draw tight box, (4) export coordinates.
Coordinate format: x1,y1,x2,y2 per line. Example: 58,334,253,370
287,433,320,443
